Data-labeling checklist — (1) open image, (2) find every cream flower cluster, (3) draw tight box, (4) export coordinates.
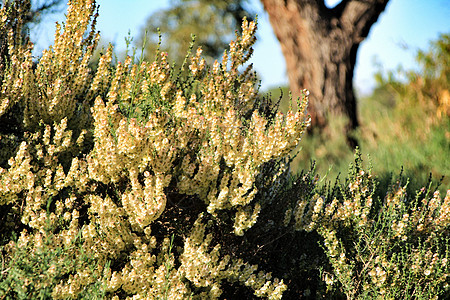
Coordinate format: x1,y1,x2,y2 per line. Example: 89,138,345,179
0,1,34,117
24,1,98,129
287,168,375,234
85,13,310,235
182,215,287,299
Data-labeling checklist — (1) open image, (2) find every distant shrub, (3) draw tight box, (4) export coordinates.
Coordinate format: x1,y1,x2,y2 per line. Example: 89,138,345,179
0,1,448,299
374,33,450,125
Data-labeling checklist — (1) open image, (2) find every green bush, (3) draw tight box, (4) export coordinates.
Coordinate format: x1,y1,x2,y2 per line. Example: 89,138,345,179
0,1,448,299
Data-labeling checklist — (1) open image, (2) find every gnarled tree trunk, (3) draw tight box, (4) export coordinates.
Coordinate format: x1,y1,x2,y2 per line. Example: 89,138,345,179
260,0,389,147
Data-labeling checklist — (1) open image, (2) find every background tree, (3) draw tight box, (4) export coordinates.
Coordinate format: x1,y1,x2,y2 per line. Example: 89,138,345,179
261,0,389,147
22,0,65,25
137,0,390,147
136,0,252,65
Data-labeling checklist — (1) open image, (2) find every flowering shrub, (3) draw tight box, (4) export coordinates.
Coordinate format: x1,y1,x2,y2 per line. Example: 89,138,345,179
0,0,307,298
0,1,448,299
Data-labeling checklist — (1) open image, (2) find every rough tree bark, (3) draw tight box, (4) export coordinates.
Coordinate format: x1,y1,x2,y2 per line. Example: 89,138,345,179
260,0,390,147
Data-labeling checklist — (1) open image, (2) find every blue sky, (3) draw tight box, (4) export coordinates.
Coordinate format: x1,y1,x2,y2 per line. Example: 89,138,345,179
33,0,450,94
